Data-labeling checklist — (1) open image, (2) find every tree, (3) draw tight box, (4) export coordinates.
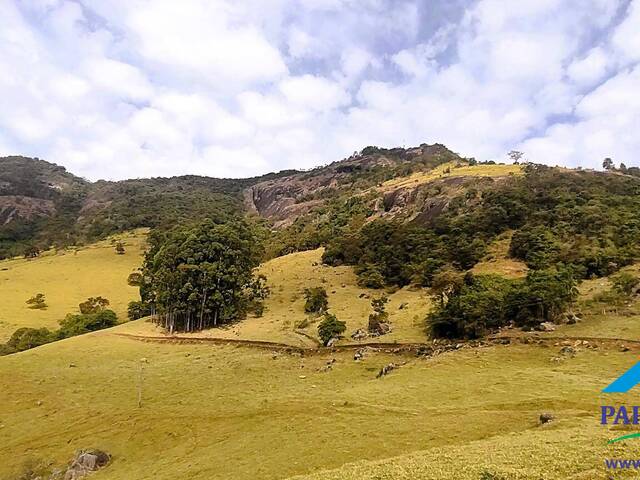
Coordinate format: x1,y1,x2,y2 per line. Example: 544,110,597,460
368,296,389,333
507,150,524,164
603,157,614,170
115,242,125,255
506,268,578,328
141,219,262,332
79,296,110,314
23,245,41,259
317,313,346,346
128,301,152,320
6,327,53,352
58,310,118,338
127,272,143,287
26,293,47,310
304,287,329,314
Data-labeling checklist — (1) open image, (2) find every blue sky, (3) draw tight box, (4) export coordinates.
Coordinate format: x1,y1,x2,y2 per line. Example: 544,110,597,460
0,0,639,180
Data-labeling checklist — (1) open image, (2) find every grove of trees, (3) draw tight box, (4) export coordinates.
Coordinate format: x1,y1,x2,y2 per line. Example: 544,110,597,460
140,219,266,333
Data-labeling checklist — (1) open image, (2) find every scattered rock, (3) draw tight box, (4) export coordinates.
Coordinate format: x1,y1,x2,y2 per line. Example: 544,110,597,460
376,363,396,378
621,345,630,352
560,346,576,356
69,363,76,368
415,346,434,357
377,323,391,335
399,302,408,310
299,375,307,379
537,322,556,332
539,413,555,424
350,329,368,341
354,349,366,361
63,450,110,480
326,337,339,347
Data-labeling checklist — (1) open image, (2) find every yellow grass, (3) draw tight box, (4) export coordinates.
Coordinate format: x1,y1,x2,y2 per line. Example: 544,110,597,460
125,248,432,345
471,231,528,279
2,228,640,479
1,324,637,480
0,229,147,341
379,162,523,192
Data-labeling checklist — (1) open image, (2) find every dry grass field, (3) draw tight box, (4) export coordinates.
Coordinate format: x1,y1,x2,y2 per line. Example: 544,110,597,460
0,230,147,341
2,230,640,480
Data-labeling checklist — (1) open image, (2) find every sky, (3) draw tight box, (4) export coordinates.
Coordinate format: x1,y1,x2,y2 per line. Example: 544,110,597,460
0,0,639,181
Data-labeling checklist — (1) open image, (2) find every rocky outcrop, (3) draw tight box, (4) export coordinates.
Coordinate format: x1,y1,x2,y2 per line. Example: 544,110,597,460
0,196,55,225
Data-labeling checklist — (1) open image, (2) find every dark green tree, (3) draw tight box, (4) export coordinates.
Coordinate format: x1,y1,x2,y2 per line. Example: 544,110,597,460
142,219,262,332
79,296,110,314
304,287,329,314
318,313,346,346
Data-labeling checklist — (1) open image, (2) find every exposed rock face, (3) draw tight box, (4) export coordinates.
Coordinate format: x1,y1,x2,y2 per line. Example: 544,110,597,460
243,143,461,227
0,196,55,225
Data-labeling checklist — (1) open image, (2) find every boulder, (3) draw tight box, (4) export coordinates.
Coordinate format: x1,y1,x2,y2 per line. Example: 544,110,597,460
354,349,366,361
537,322,556,332
560,346,576,356
539,413,555,424
377,323,391,335
376,363,396,378
350,329,368,341
64,450,110,480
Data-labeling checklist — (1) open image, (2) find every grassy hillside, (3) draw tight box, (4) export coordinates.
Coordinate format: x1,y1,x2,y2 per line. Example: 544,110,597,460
127,248,432,346
2,228,640,479
0,230,146,341
0,321,637,480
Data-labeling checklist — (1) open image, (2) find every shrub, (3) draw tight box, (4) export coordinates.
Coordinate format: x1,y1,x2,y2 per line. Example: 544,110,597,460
115,242,125,255
25,293,47,310
612,271,640,296
127,272,143,287
79,296,110,314
6,327,53,352
428,268,578,339
128,301,152,320
368,296,389,333
356,264,385,289
304,287,328,314
58,309,117,338
318,313,346,346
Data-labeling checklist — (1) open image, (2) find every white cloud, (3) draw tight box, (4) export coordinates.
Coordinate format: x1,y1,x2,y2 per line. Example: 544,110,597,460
124,0,288,89
279,75,350,111
611,0,640,64
0,0,638,182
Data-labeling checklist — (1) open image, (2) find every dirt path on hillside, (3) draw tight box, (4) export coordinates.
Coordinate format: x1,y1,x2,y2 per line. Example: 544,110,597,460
114,331,640,355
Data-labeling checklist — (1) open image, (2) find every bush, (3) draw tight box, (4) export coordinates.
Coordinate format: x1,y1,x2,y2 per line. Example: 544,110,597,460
612,271,640,296
58,309,118,338
79,296,110,314
304,287,328,314
368,296,389,333
25,293,47,310
317,313,346,346
128,301,152,320
356,264,385,289
5,327,54,353
127,272,143,287
428,268,578,339
505,268,578,329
